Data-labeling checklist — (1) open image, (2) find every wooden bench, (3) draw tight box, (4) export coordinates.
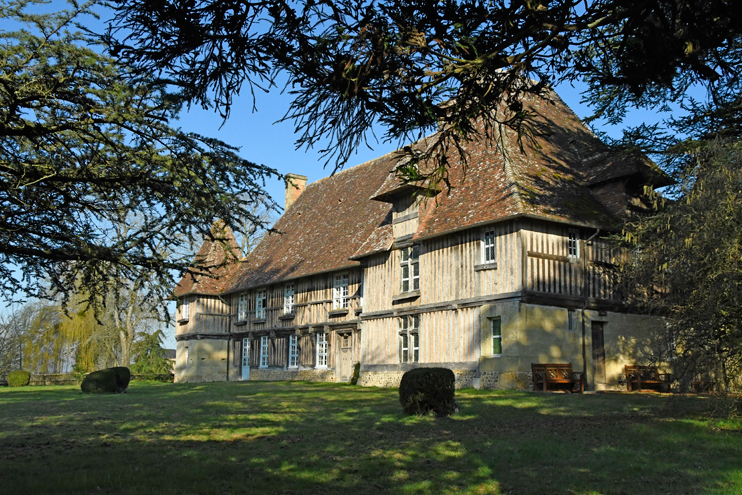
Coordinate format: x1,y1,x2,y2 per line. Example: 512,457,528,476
531,363,584,393
625,365,671,392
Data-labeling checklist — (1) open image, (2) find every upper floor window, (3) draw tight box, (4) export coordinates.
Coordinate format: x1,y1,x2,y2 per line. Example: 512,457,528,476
255,289,267,320
483,229,496,264
568,230,579,259
399,315,420,363
180,296,190,321
283,284,295,314
316,332,328,368
400,245,420,293
333,273,349,309
288,335,299,368
260,336,269,368
237,292,248,322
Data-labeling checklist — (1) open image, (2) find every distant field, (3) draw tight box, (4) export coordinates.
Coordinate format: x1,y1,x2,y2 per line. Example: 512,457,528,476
1,381,741,495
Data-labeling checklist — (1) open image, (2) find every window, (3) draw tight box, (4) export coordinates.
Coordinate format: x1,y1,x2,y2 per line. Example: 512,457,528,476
483,229,496,264
400,245,420,292
242,338,250,368
568,310,575,332
316,332,328,368
255,289,266,319
260,336,269,368
491,318,502,356
288,335,298,368
184,346,189,368
180,296,190,321
238,292,248,322
283,284,295,314
333,273,349,309
399,315,420,363
568,230,579,259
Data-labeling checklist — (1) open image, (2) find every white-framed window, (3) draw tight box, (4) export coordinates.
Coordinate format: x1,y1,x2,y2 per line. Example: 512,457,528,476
316,332,328,368
288,335,298,368
400,245,420,292
283,283,295,314
568,230,579,259
237,292,248,322
180,296,190,321
491,317,502,356
333,273,349,309
399,315,420,363
242,338,250,367
483,229,496,264
260,336,269,368
255,289,266,319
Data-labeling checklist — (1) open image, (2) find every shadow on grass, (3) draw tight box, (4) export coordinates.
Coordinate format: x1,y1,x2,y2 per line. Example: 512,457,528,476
1,382,741,494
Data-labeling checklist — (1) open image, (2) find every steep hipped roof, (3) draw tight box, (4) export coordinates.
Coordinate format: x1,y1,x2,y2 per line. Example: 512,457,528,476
173,221,242,297
226,156,395,292
182,86,668,294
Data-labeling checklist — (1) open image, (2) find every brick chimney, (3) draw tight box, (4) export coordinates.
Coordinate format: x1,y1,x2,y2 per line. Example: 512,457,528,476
284,173,308,211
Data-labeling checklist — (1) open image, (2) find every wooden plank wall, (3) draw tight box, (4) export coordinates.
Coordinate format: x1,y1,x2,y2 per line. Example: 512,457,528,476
523,225,619,300
362,308,481,365
231,269,363,332
362,222,519,314
176,295,230,337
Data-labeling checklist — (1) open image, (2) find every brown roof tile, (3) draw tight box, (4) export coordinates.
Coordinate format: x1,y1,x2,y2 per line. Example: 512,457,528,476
173,221,243,297
227,155,395,291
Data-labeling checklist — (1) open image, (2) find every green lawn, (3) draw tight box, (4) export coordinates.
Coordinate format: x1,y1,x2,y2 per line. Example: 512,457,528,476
1,381,741,495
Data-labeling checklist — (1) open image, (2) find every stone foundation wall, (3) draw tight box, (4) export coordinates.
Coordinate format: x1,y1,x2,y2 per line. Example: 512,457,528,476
476,371,532,390
359,370,479,389
248,368,336,383
358,371,404,388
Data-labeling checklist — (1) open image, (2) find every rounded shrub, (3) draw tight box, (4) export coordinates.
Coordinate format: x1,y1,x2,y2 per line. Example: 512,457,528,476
81,367,130,394
399,367,457,417
8,370,31,387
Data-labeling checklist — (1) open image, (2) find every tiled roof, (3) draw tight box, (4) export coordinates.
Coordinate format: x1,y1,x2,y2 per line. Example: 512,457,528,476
180,86,668,294
226,155,395,291
173,221,243,297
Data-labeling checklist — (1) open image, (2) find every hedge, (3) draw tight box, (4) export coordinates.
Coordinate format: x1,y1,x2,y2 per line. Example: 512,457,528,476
7,370,31,387
399,367,457,417
81,367,130,394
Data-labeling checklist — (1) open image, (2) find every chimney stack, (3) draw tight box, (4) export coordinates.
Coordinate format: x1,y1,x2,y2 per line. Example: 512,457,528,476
284,173,308,211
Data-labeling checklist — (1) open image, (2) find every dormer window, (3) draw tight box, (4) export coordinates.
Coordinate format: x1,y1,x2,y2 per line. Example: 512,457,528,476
568,230,579,259
400,245,420,292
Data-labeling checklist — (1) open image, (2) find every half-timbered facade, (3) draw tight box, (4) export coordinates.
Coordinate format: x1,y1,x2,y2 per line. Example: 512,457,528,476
173,88,671,390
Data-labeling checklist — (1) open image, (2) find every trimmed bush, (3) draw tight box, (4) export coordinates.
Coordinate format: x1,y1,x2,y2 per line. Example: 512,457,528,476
110,367,131,390
7,370,31,387
399,367,457,417
350,362,361,385
81,367,130,394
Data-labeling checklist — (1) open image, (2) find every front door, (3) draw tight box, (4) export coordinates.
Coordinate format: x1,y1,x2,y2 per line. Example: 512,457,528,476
241,338,250,380
336,332,353,382
591,322,606,390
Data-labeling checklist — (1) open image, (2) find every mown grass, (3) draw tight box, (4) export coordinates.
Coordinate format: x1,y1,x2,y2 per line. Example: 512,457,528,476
1,381,741,495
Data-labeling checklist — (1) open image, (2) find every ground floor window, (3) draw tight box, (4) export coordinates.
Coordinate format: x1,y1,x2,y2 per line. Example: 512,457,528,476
316,332,328,368
490,317,502,356
242,339,250,367
399,315,420,363
289,335,298,368
260,336,269,368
